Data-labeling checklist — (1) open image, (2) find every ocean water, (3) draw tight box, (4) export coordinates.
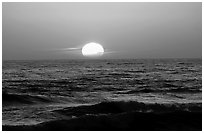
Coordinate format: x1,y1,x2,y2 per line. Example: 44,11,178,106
2,59,202,128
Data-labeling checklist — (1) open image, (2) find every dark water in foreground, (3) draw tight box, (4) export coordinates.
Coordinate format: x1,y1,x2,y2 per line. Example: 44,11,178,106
2,59,202,130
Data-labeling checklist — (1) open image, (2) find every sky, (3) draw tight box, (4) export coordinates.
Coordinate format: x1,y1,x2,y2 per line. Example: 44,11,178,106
3,2,202,60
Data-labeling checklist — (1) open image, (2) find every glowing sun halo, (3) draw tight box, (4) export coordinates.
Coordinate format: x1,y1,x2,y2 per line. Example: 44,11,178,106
82,43,104,57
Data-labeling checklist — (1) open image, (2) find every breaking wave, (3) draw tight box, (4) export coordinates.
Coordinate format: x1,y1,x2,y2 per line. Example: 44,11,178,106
3,101,202,131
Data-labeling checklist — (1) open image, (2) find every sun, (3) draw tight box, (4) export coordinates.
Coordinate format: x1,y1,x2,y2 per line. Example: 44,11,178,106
82,42,104,57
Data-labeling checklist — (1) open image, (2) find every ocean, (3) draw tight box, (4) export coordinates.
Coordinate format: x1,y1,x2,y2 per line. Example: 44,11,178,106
2,59,202,130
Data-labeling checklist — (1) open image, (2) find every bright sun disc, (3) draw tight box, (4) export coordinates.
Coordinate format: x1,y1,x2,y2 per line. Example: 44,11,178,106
82,42,104,56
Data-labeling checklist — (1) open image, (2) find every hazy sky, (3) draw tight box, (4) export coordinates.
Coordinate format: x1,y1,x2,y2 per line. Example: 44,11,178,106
3,2,202,60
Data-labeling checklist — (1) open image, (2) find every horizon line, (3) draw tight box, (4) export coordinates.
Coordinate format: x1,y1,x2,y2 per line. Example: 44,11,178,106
2,57,202,61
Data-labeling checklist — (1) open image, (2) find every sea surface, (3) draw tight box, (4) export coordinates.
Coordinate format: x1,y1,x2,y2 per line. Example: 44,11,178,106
2,59,202,130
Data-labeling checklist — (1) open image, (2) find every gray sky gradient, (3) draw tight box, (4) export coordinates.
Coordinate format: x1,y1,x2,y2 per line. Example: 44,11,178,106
3,2,202,60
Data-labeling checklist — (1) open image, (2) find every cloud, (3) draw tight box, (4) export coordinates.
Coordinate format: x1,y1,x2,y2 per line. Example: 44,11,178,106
59,47,82,51
104,51,116,54
103,49,117,54
50,47,117,57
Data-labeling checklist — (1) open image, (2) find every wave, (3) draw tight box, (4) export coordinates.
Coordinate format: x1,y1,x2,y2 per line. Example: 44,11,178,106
53,101,201,117
3,101,201,131
2,92,53,106
3,101,202,130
